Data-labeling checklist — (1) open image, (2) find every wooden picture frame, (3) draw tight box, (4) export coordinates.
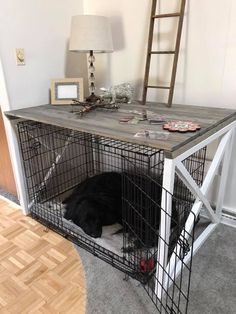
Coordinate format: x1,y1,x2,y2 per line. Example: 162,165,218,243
50,78,84,105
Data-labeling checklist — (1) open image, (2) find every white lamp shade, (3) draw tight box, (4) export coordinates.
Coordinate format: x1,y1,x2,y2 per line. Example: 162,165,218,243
69,15,113,53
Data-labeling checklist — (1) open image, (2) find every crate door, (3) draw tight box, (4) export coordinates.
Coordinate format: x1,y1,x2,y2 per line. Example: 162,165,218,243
121,160,194,314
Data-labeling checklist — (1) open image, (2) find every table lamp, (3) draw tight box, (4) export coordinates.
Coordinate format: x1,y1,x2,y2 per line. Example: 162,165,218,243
69,15,113,102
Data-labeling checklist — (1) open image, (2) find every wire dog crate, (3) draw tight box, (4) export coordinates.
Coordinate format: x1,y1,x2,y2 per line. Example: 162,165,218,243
17,120,207,314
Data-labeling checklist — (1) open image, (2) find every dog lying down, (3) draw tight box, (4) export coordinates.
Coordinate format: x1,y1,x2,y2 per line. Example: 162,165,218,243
63,172,178,249
63,172,122,238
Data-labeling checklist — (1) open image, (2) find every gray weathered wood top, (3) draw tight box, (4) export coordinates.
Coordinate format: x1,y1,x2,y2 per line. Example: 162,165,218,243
5,102,236,158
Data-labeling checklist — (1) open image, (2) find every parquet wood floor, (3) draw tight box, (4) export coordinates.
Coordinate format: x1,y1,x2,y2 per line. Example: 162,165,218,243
0,196,86,313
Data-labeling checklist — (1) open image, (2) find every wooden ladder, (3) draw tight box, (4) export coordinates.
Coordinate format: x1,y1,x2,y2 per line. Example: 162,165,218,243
142,0,186,107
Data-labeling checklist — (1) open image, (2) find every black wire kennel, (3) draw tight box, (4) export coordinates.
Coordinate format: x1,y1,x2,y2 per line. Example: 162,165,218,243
17,120,206,314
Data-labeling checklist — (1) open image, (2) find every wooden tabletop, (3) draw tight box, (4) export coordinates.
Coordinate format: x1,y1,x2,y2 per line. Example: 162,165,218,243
5,102,236,158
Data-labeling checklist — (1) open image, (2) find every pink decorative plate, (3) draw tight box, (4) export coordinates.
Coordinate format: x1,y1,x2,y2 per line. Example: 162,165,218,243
163,121,201,133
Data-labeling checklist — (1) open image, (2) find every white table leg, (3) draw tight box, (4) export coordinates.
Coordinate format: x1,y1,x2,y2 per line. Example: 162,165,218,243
164,127,235,289
216,128,235,219
155,158,175,299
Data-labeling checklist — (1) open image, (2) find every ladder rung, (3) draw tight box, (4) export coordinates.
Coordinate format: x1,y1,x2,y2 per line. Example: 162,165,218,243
143,0,186,106
150,51,175,54
147,85,171,90
153,13,180,18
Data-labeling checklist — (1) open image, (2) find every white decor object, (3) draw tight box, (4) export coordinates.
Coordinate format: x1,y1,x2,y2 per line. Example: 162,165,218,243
100,82,134,104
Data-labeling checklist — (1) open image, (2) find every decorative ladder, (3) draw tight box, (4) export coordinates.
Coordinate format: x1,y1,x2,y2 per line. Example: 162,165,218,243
142,0,186,107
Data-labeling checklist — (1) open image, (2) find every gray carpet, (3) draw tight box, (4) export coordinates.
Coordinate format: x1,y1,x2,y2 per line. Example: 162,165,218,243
76,224,236,314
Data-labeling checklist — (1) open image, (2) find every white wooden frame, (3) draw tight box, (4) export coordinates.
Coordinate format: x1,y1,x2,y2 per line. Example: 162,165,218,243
51,78,84,105
155,121,236,299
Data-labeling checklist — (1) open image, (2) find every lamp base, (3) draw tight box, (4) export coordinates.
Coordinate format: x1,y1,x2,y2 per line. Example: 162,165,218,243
86,93,100,103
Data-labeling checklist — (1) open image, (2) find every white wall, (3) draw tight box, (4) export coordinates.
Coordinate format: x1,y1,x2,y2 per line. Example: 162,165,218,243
84,0,236,109
0,0,83,210
0,0,84,110
84,0,236,211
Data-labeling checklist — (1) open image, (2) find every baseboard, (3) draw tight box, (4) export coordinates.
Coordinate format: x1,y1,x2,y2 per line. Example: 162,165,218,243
200,206,236,229
0,194,21,209
221,206,236,228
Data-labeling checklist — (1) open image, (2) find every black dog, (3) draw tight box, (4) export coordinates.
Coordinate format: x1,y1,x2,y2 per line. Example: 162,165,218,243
63,172,178,247
63,172,122,238
122,174,178,250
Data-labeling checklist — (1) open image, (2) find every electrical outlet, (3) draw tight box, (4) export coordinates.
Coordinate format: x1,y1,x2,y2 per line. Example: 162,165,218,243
15,48,25,65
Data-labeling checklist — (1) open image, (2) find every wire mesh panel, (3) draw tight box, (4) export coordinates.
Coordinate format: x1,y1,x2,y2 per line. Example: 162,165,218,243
17,120,206,314
122,151,197,313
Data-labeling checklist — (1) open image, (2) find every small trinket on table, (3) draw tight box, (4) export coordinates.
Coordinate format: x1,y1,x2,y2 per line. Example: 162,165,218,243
134,130,169,140
163,121,201,132
119,116,134,123
128,117,140,124
100,82,134,104
70,99,119,117
149,118,166,125
119,114,145,124
139,109,147,121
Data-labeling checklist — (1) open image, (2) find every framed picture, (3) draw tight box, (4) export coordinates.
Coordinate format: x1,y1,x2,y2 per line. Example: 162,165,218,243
50,78,84,105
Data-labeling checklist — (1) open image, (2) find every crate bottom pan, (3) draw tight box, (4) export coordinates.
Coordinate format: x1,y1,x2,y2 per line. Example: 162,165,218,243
30,203,156,284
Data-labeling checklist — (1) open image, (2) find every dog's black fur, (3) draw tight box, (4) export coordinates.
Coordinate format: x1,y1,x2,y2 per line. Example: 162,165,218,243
123,174,178,249
63,172,122,238
63,172,178,247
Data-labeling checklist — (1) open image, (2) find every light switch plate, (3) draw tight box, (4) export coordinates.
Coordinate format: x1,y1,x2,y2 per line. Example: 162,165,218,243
15,48,25,65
